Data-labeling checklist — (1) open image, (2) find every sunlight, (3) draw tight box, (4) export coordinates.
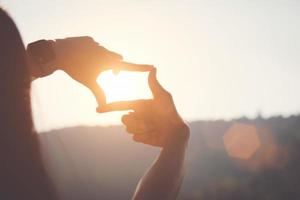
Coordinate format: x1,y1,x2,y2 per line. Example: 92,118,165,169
97,70,152,103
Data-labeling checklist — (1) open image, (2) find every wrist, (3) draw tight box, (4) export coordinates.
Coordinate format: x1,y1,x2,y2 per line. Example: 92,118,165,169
174,123,190,143
169,115,190,141
26,50,42,79
27,40,57,78
164,123,190,147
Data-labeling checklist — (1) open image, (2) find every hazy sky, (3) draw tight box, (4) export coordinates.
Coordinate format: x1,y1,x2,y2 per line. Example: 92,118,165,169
1,0,300,131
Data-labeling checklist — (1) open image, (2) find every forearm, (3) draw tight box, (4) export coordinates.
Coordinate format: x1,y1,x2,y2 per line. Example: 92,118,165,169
133,132,189,200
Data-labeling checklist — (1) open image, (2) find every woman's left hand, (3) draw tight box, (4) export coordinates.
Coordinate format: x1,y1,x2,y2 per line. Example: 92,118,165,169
99,68,190,147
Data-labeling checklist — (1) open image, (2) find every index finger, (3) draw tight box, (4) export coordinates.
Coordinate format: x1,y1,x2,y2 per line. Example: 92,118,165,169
97,99,150,113
112,61,154,72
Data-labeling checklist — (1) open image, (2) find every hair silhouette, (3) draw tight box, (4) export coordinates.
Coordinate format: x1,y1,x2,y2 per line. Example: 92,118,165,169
0,8,56,199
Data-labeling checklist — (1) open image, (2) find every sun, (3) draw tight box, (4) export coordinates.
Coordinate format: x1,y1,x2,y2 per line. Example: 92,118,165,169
97,70,152,103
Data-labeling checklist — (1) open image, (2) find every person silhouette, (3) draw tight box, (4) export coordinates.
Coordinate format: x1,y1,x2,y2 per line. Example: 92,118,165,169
0,7,189,200
0,8,56,199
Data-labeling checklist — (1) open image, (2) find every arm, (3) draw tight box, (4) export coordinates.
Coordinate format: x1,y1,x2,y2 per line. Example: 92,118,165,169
133,127,189,200
99,68,190,200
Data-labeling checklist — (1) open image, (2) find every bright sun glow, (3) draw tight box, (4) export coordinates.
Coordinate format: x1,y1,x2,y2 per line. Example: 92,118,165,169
97,70,153,103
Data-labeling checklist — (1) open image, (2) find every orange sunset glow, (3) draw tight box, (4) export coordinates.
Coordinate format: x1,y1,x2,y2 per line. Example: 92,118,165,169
97,70,152,103
1,1,299,199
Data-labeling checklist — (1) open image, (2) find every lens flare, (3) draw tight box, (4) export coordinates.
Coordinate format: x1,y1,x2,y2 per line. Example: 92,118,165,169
223,123,261,160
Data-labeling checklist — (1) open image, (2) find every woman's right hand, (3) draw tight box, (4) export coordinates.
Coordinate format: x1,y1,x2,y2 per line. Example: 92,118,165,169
54,36,153,109
28,36,153,109
99,68,189,147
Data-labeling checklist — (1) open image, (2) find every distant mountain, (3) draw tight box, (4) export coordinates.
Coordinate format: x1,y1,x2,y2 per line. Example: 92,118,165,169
39,114,300,200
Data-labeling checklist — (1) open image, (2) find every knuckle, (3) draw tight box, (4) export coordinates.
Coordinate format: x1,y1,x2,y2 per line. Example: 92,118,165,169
126,127,132,133
163,91,172,99
84,36,94,41
121,115,129,124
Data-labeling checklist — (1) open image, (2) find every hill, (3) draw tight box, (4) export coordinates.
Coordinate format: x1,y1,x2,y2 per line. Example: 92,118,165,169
39,114,300,200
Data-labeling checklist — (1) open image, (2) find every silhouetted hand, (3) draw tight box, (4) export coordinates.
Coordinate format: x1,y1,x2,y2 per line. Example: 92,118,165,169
53,36,153,109
98,68,189,147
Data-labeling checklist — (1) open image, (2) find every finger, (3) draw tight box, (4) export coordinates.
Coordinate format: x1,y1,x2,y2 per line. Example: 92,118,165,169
132,133,153,143
148,68,169,98
122,113,155,133
95,46,123,62
145,136,163,147
121,113,134,125
121,113,136,127
97,99,150,113
85,81,106,110
111,61,153,72
126,122,155,134
108,50,123,61
127,125,147,134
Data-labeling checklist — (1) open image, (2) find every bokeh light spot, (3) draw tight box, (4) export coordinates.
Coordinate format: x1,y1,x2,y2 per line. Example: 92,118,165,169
223,123,261,160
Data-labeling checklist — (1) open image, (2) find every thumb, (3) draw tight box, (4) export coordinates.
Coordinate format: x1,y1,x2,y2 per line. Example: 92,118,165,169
148,68,168,98
85,81,106,111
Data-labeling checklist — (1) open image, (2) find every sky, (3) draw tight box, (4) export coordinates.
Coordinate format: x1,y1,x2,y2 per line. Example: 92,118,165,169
1,0,300,131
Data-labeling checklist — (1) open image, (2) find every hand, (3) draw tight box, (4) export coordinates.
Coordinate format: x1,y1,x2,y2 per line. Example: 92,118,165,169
53,36,153,109
99,68,189,147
